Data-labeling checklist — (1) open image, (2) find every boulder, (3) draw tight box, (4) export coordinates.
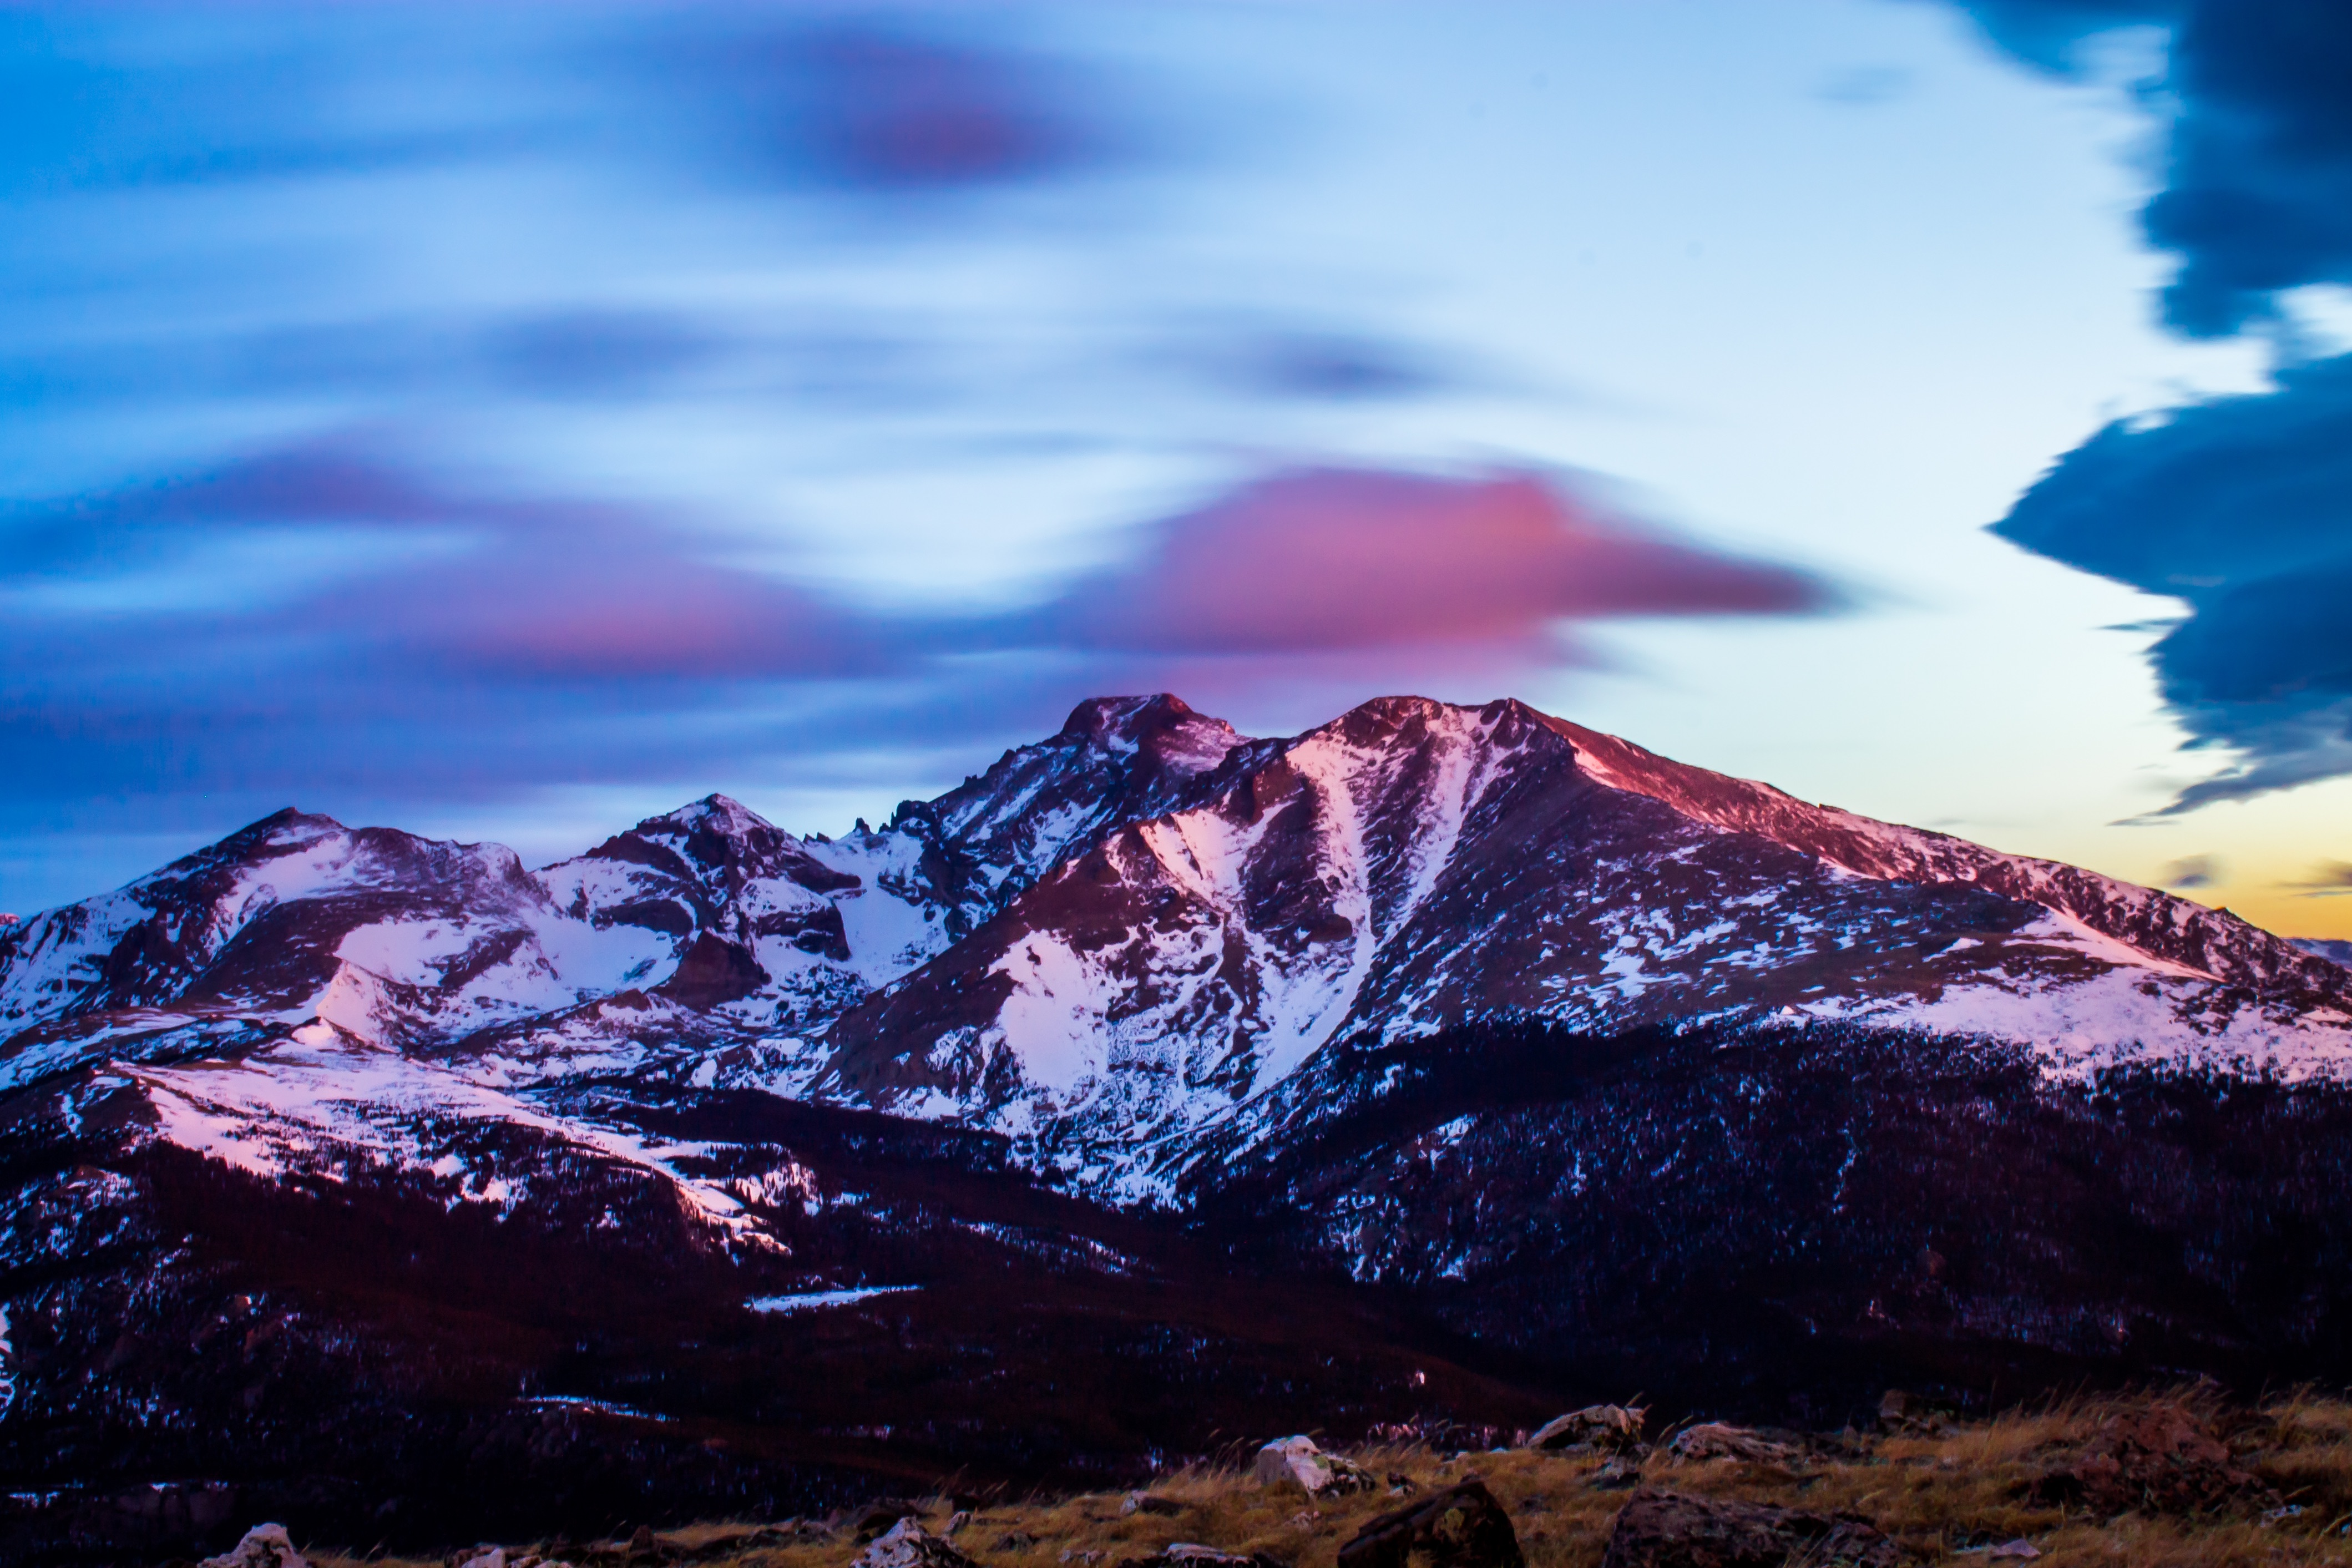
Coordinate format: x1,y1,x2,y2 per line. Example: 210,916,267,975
1116,1547,1285,1568
457,1551,506,1568
1336,1479,1524,1568
1529,1404,1647,1454
199,1524,307,1568
2027,1402,2275,1519
1253,1435,1375,1497
1663,1423,1800,1465
1598,1489,1907,1568
853,1518,982,1568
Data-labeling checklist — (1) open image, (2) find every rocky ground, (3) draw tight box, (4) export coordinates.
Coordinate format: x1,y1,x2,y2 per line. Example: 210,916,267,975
200,1388,2352,1568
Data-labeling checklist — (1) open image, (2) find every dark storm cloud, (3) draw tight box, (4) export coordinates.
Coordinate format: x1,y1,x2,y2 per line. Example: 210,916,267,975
1992,353,2352,807
1951,0,2352,805
1949,0,2352,336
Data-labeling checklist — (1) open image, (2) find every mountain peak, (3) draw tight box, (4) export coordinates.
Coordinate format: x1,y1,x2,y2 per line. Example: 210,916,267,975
656,792,774,839
1059,692,1196,735
1053,693,1246,766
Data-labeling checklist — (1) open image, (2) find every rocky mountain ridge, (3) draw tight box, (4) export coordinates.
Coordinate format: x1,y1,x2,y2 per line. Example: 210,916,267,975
8,693,2352,1560
4,692,2348,1189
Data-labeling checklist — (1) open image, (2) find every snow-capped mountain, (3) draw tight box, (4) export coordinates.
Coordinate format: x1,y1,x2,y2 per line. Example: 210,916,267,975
5,692,2348,1183
0,695,1252,1097
818,696,2352,1191
8,692,2352,1559
0,808,672,1093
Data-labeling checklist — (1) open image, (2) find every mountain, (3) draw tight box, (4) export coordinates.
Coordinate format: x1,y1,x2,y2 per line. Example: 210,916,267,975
821,696,2352,1193
6,692,2352,1560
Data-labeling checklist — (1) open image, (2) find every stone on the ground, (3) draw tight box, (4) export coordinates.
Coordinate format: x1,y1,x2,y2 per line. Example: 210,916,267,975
1598,1488,1907,1568
2029,1401,2274,1518
1528,1404,1647,1453
1115,1545,1284,1568
1335,1478,1524,1568
1253,1435,1375,1496
1663,1423,1800,1465
853,1518,982,1568
198,1523,307,1568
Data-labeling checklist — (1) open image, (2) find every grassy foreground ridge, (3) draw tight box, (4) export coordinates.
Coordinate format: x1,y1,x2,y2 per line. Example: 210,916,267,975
269,1388,2352,1568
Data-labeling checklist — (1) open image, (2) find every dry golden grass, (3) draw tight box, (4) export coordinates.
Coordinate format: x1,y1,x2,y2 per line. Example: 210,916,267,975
300,1392,2352,1568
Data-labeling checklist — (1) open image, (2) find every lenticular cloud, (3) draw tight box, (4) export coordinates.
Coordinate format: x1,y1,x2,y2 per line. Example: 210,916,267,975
1014,466,1839,659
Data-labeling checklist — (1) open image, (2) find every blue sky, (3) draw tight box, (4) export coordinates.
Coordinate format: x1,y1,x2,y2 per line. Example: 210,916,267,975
5,1,2350,937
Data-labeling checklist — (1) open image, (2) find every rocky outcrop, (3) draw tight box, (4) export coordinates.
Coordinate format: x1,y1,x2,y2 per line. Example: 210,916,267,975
1116,1547,1284,1568
852,1518,983,1568
1255,1435,1377,1496
2027,1402,2275,1519
1597,1489,1906,1568
1336,1478,1523,1568
199,1522,307,1568
1665,1424,1803,1466
1528,1404,1646,1454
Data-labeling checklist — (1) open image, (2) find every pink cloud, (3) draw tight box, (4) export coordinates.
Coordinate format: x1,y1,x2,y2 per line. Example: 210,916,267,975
1026,466,1837,657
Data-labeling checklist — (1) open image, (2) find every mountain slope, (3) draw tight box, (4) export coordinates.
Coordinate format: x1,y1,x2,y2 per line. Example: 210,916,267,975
818,696,2352,1192
9,691,2352,1557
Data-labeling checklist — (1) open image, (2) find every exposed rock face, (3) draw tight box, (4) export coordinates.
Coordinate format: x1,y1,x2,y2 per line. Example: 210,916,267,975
1336,1479,1524,1568
1255,1434,1377,1496
1596,1489,1906,1568
883,695,1256,938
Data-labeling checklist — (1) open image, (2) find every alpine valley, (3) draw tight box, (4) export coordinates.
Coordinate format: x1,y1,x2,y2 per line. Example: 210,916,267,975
9,695,2352,1561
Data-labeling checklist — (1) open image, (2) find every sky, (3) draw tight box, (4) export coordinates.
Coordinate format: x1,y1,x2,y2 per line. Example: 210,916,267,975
4,0,2351,940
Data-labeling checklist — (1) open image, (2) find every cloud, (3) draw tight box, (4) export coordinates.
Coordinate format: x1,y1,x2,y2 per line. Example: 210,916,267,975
2,444,897,685
1991,352,2352,807
655,16,1119,200
1946,0,2352,336
2291,859,2352,896
0,448,1840,851
1002,466,1839,660
1951,3,2352,806
2159,853,2222,888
